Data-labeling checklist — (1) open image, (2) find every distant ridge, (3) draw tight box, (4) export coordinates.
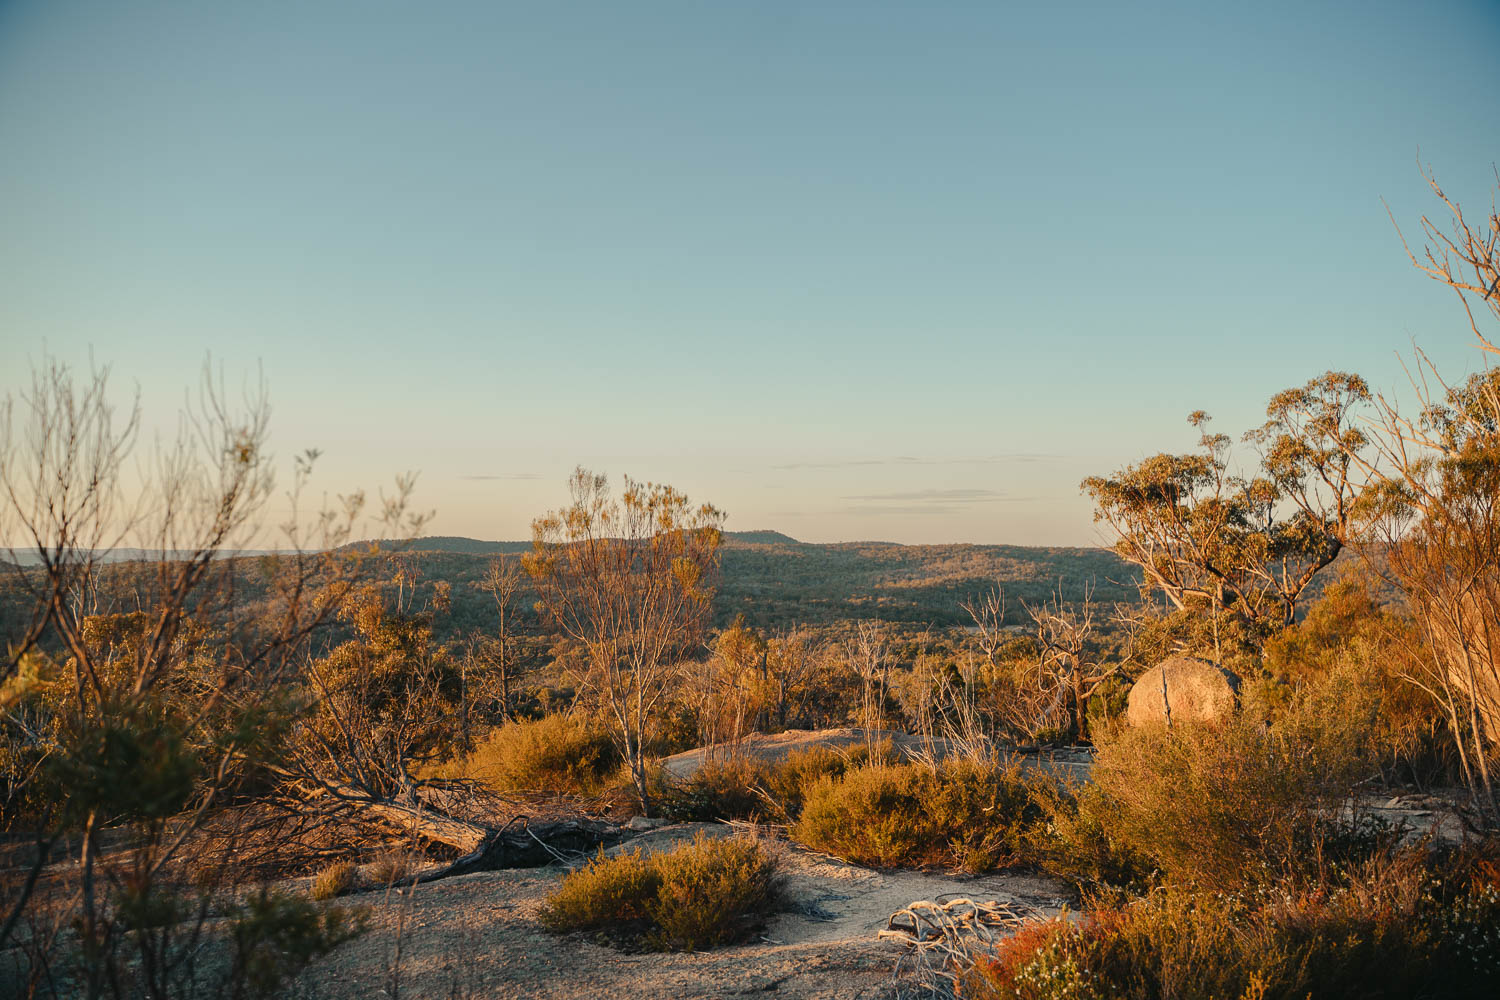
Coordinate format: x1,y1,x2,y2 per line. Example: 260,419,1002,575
724,530,800,545
385,530,801,553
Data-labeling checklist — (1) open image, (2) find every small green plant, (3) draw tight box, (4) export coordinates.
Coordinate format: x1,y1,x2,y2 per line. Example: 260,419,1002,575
791,757,1040,872
310,860,358,901
540,833,786,951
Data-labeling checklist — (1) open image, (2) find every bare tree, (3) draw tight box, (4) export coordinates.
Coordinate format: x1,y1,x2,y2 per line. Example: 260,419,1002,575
477,557,523,721
1354,164,1500,823
847,620,890,757
1022,583,1119,741
524,468,724,816
0,358,426,995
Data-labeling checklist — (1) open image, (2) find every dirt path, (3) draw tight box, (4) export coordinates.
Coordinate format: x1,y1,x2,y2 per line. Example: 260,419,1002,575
290,824,1071,1000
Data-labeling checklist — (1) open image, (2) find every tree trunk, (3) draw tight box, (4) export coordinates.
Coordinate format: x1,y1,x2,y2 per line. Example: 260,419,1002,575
319,783,492,853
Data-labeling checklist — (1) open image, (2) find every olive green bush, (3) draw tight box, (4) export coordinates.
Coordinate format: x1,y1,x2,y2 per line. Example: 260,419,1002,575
791,757,1040,872
1087,705,1374,892
540,833,786,951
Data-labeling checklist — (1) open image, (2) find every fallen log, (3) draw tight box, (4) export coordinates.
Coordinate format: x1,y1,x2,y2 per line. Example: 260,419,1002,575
408,816,628,884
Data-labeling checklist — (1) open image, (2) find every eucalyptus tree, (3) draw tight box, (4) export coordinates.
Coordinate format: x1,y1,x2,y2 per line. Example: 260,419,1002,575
525,468,725,816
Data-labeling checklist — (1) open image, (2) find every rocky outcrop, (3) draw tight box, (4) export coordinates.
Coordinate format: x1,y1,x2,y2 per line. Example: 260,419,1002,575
1125,655,1239,727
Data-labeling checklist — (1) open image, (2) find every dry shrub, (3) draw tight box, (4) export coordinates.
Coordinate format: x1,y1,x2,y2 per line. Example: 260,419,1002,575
1258,579,1451,785
645,834,786,951
310,860,358,901
1089,692,1374,892
792,757,1039,872
539,846,660,932
539,833,785,952
459,713,620,794
961,848,1500,1000
1029,777,1153,895
366,850,411,886
658,742,898,823
657,759,771,822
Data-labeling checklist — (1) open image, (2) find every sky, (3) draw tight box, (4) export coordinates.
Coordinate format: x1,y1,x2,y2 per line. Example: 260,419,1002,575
1,0,1497,546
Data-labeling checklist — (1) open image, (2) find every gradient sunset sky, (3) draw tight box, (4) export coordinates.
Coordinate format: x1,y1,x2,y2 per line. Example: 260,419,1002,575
2,1,1497,545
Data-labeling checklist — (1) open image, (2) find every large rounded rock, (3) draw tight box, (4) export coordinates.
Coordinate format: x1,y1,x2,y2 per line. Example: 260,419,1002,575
1126,655,1240,727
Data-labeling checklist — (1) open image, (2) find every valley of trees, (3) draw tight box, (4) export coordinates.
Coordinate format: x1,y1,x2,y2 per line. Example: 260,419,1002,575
2,167,1500,998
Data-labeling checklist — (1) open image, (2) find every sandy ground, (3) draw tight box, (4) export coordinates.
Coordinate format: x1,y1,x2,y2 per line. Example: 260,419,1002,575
288,823,1071,1000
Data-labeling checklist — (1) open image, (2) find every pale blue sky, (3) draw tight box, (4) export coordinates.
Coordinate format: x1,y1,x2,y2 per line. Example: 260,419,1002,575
2,0,1496,544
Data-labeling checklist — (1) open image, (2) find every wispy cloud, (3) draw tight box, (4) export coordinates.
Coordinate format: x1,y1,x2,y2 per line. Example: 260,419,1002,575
772,454,1058,470
843,488,1009,503
460,473,542,481
837,487,1035,517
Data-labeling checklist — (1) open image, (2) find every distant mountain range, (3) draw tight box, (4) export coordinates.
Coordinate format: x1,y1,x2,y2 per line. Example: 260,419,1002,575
381,532,1139,628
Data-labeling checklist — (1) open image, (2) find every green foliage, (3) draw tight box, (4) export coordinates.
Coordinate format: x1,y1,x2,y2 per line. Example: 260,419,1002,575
657,743,898,823
657,759,771,822
457,713,621,794
228,889,366,999
962,850,1500,1000
1087,708,1374,892
645,835,786,951
540,846,661,932
539,833,785,952
792,758,1040,872
1029,777,1153,895
1258,578,1449,784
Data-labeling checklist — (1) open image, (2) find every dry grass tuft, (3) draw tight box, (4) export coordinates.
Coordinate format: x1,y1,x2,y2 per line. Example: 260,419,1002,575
310,860,358,900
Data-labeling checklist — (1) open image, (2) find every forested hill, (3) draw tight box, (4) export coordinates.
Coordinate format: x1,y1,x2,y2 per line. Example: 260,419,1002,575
393,532,1140,631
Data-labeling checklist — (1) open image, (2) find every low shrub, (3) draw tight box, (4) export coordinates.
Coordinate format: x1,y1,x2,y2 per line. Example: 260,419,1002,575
539,846,660,932
646,834,786,950
1029,776,1153,895
1087,705,1373,892
460,713,620,795
657,759,771,822
309,860,358,900
961,848,1500,1000
656,742,898,823
539,833,786,951
791,757,1040,872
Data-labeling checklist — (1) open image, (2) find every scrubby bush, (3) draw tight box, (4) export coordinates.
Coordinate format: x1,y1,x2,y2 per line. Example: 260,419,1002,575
1029,776,1153,895
657,759,771,822
366,850,411,886
310,861,358,900
657,742,899,823
961,848,1500,1000
646,834,786,950
792,757,1040,872
458,712,621,794
539,833,785,951
1087,702,1375,892
539,846,661,932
